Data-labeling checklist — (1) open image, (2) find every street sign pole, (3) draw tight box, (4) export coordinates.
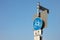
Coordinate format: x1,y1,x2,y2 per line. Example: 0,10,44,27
33,2,49,40
33,2,43,40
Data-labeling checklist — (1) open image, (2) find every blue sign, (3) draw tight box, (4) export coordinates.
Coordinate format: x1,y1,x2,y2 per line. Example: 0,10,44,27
33,17,43,30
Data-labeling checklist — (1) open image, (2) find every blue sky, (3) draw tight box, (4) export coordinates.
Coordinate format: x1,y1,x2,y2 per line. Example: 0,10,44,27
0,0,60,40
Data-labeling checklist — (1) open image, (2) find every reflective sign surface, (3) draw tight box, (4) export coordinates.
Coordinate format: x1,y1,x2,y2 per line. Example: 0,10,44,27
33,17,43,30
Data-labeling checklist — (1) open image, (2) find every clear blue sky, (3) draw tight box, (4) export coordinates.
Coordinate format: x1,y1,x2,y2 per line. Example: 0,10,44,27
0,0,60,40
